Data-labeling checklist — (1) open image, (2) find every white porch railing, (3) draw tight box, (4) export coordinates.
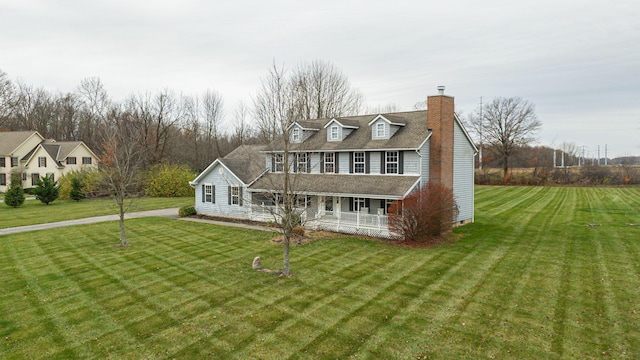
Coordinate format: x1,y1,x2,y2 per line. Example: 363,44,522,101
249,203,392,238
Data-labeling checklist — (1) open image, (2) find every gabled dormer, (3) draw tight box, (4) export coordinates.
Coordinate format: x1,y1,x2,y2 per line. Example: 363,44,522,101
368,115,406,140
323,118,359,142
288,121,320,143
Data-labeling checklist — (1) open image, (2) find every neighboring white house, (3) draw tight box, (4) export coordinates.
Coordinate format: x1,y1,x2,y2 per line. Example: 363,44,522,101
190,88,477,238
0,131,99,192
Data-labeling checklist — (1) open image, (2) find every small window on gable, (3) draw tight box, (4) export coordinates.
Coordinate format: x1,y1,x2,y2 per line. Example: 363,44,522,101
330,125,339,140
66,157,77,165
292,127,301,142
38,157,46,167
376,122,385,138
82,157,92,165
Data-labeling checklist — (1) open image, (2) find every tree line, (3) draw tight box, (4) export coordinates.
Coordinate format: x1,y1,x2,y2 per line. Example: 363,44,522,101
0,61,368,173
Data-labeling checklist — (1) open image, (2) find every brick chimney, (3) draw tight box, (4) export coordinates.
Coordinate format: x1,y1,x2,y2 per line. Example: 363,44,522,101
427,86,454,189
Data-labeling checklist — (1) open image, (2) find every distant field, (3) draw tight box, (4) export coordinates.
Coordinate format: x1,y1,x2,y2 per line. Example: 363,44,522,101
0,197,192,228
1,187,639,359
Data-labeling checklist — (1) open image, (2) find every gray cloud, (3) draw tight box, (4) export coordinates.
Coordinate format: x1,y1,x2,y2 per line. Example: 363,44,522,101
1,0,638,156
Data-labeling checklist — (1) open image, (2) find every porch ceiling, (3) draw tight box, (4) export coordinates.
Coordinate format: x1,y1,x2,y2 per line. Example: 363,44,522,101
248,173,420,198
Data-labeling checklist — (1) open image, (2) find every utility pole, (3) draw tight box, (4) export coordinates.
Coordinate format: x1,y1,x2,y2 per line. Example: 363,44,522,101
604,144,608,165
597,145,601,165
561,145,565,168
553,150,557,168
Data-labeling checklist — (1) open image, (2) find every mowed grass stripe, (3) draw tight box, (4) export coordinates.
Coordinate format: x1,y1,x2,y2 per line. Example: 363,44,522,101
2,187,640,359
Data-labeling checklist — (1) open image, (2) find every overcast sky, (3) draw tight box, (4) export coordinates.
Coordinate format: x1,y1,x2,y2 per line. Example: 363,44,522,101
2,0,639,157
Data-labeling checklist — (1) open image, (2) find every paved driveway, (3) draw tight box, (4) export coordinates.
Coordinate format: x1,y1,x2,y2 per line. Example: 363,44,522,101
0,208,179,236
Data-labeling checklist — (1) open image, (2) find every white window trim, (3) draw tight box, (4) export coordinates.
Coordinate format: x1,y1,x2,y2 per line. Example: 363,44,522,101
376,122,385,138
324,152,335,173
204,184,213,203
274,153,284,172
330,125,339,140
296,153,308,173
354,152,365,173
353,197,366,212
38,157,46,167
386,151,399,174
292,127,300,142
231,185,240,205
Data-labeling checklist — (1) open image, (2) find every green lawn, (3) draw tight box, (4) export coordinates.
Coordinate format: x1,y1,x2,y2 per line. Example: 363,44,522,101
1,187,639,359
0,197,192,228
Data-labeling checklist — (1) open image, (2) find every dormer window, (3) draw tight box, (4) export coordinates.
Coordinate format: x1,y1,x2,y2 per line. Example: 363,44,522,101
330,125,339,140
376,123,385,138
368,115,405,140
292,127,300,142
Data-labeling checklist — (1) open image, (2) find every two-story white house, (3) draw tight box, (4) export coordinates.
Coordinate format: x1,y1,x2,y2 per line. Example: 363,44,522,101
0,131,99,192
190,88,477,238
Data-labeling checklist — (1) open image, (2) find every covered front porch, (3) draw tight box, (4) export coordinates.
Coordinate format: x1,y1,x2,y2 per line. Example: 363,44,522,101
248,193,395,238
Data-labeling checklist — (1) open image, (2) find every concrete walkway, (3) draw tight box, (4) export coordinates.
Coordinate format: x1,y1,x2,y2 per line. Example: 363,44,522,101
0,208,275,236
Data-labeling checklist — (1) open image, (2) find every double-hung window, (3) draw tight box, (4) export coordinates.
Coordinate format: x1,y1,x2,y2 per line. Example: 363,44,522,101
231,186,240,205
292,127,300,142
324,152,335,173
296,153,308,173
31,173,40,186
376,123,385,138
204,184,213,203
353,152,365,173
274,153,284,172
11,157,18,167
386,151,399,174
330,125,339,140
82,157,92,165
0,157,5,167
66,157,77,165
0,174,6,186
38,157,46,167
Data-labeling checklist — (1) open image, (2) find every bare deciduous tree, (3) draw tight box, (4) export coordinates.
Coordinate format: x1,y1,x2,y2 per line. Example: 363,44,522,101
251,60,362,275
0,69,14,128
100,108,147,247
468,97,542,179
289,60,363,120
202,89,225,158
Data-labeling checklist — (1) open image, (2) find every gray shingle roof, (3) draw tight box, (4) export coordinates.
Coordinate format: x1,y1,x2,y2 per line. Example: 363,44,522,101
275,110,429,152
0,131,40,155
249,173,420,198
218,145,268,184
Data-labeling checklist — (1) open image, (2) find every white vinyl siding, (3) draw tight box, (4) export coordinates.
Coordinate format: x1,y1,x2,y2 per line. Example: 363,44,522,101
194,163,250,218
403,150,419,174
309,153,322,173
419,139,430,186
369,151,381,174
338,152,349,173
453,120,475,223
